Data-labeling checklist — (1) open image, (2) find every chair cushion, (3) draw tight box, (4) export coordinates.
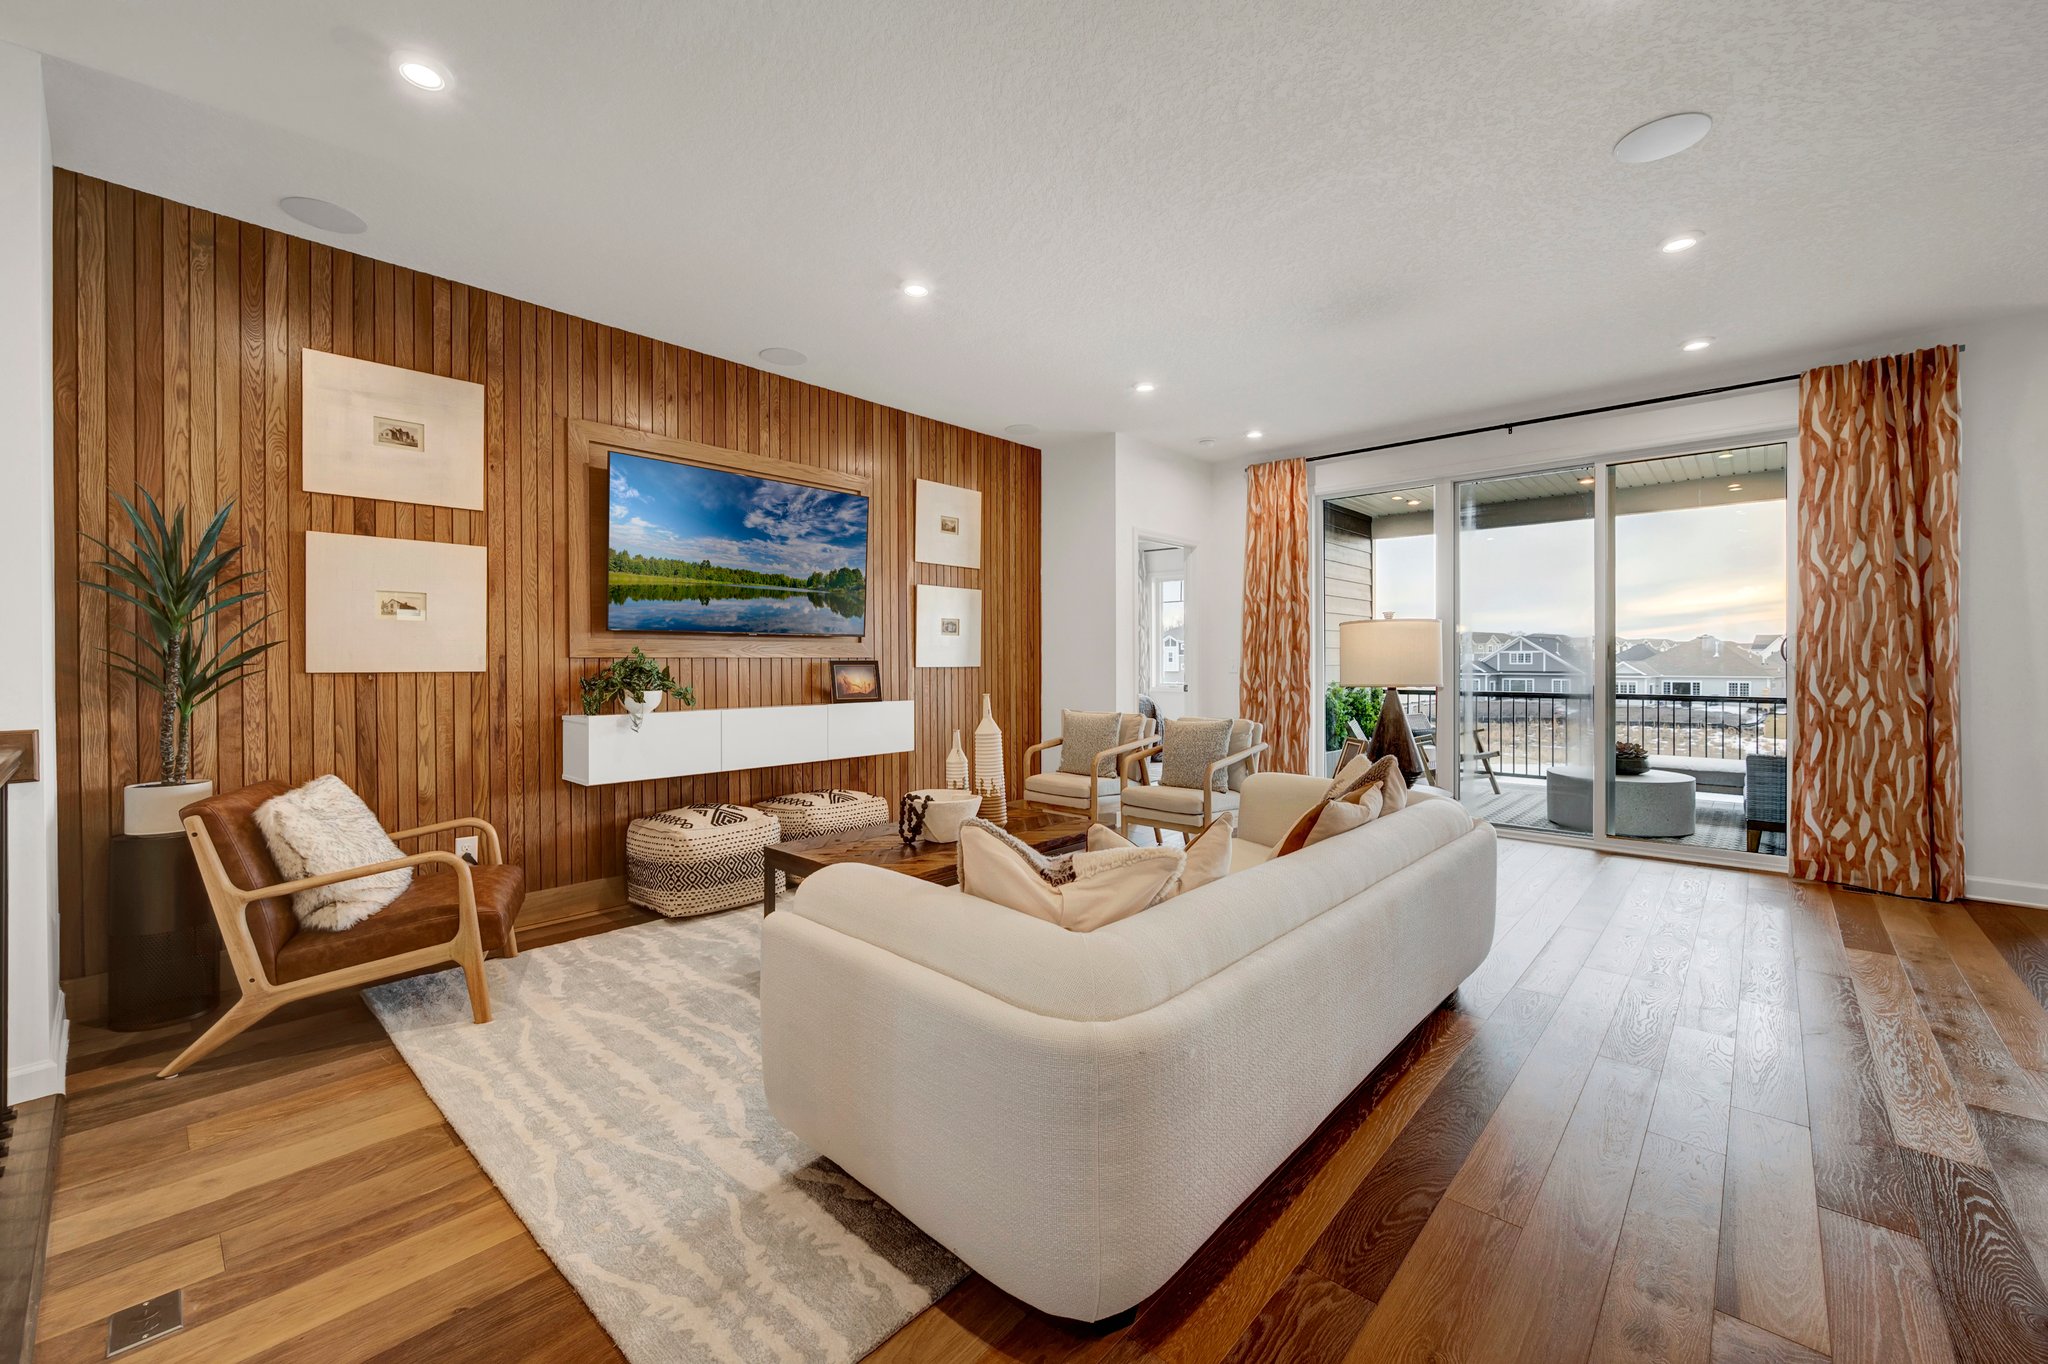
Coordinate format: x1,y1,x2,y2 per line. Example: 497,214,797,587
1159,717,1236,791
1023,771,1122,807
254,775,412,931
272,864,525,984
1120,784,1241,818
182,780,298,977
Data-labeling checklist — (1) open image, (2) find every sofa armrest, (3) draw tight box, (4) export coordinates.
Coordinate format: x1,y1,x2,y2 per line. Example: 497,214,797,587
1235,771,1332,848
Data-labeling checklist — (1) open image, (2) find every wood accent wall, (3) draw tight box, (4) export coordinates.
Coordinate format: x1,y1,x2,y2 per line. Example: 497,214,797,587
50,171,1042,994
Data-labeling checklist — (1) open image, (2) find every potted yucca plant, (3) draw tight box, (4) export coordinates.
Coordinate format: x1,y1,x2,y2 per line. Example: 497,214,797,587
85,488,278,834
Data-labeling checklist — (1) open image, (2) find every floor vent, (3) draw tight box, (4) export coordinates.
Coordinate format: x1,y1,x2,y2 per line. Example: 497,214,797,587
106,1290,184,1357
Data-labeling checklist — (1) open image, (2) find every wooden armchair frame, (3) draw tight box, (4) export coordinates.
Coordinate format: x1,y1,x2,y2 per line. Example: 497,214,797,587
160,815,514,1079
1022,724,1158,825
1118,740,1269,840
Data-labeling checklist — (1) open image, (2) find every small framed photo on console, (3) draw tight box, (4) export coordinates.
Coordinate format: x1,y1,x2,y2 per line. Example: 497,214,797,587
830,659,883,702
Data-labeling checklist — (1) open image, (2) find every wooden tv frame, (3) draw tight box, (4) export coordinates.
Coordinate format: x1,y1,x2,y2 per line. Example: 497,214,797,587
566,420,876,659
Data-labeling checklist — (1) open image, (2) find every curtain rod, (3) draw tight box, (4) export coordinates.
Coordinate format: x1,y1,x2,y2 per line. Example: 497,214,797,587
1304,373,1801,464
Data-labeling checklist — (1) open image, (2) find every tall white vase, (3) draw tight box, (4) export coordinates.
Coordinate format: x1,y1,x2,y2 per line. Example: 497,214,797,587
946,729,970,791
973,694,1007,824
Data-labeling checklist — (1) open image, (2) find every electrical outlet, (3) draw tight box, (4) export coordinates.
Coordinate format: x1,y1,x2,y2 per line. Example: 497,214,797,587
454,835,479,864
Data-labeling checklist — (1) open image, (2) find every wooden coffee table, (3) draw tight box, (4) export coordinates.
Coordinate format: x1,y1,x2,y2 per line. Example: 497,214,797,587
761,804,1098,913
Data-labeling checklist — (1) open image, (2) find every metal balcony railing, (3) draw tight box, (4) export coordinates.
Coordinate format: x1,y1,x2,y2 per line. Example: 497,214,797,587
1390,688,1788,783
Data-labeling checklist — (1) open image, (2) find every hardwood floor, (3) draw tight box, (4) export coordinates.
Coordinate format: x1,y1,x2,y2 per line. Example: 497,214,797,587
36,849,2048,1363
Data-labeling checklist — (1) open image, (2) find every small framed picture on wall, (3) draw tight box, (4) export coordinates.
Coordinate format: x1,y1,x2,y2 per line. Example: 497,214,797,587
830,659,883,702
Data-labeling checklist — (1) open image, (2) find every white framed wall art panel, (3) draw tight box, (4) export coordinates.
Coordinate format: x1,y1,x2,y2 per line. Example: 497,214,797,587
302,349,486,510
915,478,982,568
305,531,488,673
916,584,983,668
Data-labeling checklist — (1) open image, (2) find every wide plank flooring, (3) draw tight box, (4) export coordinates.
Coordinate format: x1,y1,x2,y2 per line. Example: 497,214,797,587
39,856,2048,1363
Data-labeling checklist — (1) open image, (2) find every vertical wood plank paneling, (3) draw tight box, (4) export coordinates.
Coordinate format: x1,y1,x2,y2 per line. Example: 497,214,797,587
50,173,1042,992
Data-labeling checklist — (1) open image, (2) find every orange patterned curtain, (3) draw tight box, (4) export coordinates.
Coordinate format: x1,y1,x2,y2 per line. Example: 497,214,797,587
1792,346,1963,900
1240,459,1314,774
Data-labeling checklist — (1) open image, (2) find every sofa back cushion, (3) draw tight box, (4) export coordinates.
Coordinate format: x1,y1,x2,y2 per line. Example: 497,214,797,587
787,793,1483,1021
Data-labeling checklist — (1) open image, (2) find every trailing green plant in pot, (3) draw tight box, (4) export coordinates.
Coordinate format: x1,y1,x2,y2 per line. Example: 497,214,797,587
85,487,279,835
581,648,695,732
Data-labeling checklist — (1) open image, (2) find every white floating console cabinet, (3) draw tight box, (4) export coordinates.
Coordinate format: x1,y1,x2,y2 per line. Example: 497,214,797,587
562,700,914,786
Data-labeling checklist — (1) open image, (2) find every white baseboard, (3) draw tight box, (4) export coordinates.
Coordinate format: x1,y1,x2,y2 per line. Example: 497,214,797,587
5,994,68,1104
1966,875,2048,910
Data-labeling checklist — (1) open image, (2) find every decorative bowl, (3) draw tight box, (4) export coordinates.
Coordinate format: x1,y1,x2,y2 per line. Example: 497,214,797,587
908,788,982,842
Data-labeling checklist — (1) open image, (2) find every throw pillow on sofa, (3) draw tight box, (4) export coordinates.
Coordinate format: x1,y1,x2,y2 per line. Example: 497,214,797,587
1304,787,1385,846
1087,816,1232,897
253,774,412,931
1273,753,1404,858
958,818,1183,932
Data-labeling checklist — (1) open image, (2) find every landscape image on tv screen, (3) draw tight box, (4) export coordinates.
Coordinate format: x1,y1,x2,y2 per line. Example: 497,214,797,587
605,450,868,636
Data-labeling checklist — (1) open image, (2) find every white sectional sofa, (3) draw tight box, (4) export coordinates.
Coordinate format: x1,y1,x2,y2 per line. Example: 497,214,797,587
759,772,1496,1323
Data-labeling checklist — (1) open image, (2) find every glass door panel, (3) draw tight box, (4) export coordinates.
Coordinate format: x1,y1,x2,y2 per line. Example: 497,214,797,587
1454,466,1596,836
1607,445,1791,857
1321,487,1436,776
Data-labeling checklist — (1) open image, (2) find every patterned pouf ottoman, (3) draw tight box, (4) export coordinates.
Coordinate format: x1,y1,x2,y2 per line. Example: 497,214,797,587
626,803,781,918
755,789,892,841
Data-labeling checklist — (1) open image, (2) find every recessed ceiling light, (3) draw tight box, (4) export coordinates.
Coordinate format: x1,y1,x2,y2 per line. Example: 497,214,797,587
758,347,807,366
1132,381,1157,394
901,282,930,298
1406,498,1422,506
1682,338,1713,352
1718,451,1736,459
1727,483,1744,491
1246,430,1264,440
1576,476,1596,486
1196,438,1218,448
278,196,367,234
1004,423,1038,437
396,59,448,91
1660,233,1702,254
1613,112,1712,164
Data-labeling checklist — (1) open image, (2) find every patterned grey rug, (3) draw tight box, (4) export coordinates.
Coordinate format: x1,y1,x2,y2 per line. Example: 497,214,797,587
364,909,964,1364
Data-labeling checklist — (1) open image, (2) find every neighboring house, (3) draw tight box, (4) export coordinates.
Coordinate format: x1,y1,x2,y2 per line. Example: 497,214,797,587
1623,635,1785,697
1464,632,1592,695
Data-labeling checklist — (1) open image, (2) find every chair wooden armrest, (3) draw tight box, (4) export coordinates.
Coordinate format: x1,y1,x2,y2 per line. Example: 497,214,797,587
238,848,478,908
1201,742,1269,821
1024,737,1063,774
389,816,504,864
1120,742,1163,786
1086,736,1159,824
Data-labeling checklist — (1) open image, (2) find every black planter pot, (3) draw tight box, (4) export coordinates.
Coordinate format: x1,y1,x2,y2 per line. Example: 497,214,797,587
1615,756,1650,777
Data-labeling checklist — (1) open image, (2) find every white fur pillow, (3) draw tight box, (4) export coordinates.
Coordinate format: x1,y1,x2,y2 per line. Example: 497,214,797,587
254,775,412,931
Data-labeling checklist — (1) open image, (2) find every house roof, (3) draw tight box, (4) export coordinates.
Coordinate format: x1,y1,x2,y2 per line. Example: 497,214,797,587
1630,635,1785,679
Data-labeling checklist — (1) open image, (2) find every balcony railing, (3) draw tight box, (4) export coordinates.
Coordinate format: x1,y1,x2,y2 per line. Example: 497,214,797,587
1394,688,1787,783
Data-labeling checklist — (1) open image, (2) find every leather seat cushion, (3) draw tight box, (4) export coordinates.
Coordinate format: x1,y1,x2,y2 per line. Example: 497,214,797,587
272,864,525,984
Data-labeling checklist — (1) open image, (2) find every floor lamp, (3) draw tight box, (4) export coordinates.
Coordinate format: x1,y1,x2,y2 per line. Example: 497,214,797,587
1339,614,1442,787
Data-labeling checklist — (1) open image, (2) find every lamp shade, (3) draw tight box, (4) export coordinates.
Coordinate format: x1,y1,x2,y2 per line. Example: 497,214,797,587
1339,617,1442,688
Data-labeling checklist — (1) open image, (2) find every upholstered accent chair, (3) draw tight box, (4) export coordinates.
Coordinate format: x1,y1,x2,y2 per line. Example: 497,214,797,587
1022,711,1158,825
1117,717,1268,842
161,780,524,1078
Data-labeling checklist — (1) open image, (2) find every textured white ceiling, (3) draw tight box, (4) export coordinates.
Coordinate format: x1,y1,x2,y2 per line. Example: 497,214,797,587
7,1,2045,460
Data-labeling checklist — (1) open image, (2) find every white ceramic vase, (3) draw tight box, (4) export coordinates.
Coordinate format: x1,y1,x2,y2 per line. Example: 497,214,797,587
972,694,1007,824
123,779,213,836
946,729,970,791
623,689,662,732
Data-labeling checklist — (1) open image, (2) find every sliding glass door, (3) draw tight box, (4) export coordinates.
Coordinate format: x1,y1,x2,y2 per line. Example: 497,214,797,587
1606,446,1791,856
1431,442,1791,867
1453,467,1597,839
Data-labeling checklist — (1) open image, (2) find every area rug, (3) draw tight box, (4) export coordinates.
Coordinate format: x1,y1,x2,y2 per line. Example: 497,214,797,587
363,909,965,1364
1470,787,1785,855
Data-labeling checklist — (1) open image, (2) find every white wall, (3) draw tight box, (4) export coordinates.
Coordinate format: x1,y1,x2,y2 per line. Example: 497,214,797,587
1196,312,2048,907
0,41,66,1102
1113,436,1224,715
1039,435,1118,741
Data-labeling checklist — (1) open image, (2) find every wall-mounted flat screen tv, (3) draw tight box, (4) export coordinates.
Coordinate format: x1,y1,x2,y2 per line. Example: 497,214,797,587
605,450,868,636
